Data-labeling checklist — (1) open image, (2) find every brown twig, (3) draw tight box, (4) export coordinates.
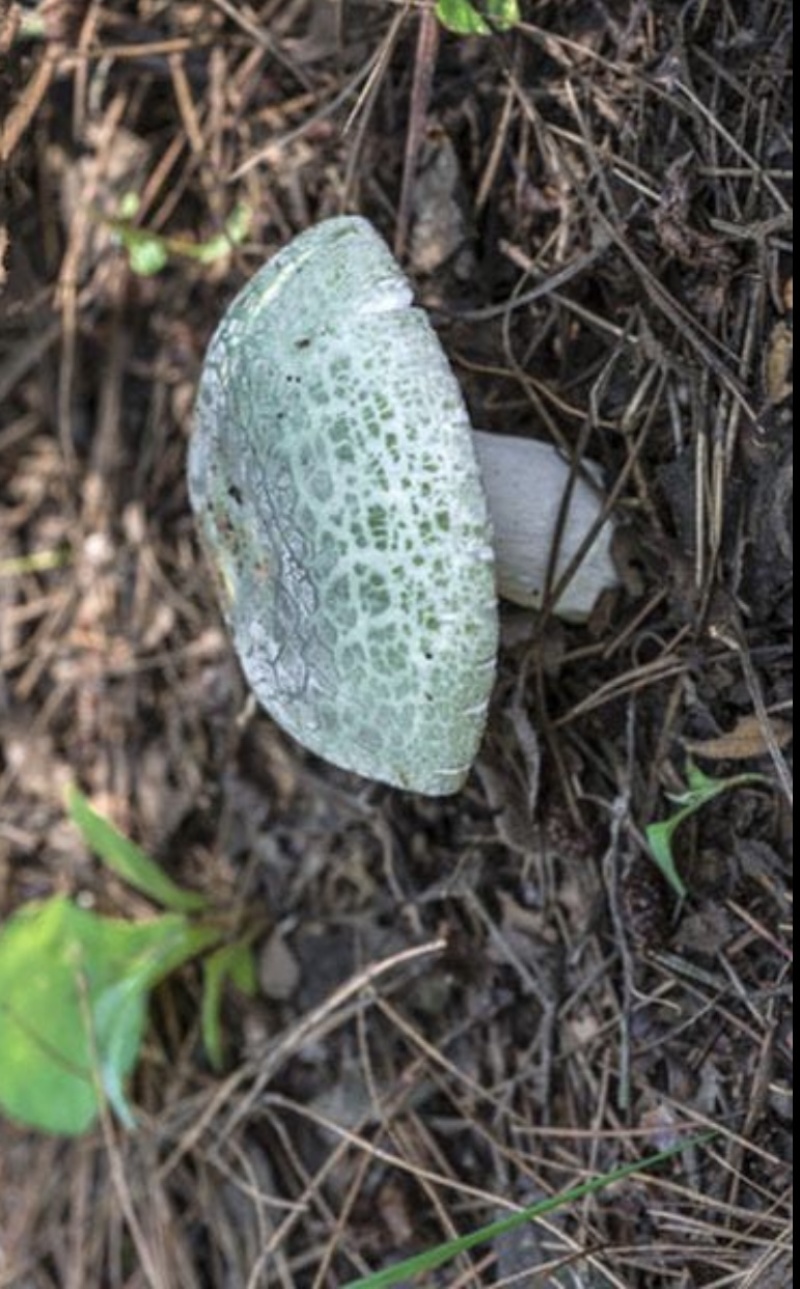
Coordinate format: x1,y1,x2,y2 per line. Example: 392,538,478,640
394,4,439,261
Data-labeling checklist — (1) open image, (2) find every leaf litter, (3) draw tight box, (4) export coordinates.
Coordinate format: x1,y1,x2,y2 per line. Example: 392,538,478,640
0,1,792,1285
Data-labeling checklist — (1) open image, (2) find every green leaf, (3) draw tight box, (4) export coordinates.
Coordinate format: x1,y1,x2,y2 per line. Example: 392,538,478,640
0,898,220,1134
435,0,520,35
201,940,258,1071
117,191,141,221
226,938,258,994
66,784,207,914
645,818,689,899
645,761,768,898
125,233,170,277
343,1136,715,1287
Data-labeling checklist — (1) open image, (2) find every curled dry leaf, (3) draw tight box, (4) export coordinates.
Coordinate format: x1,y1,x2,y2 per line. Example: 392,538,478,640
640,1103,682,1153
764,319,793,405
683,713,793,763
376,1180,415,1248
410,129,472,277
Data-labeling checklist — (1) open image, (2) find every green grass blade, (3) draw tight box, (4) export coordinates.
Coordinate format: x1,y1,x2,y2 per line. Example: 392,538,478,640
66,784,207,913
343,1135,715,1287
201,940,257,1070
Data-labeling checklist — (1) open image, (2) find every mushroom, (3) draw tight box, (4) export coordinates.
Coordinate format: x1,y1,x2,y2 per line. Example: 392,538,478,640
188,216,618,795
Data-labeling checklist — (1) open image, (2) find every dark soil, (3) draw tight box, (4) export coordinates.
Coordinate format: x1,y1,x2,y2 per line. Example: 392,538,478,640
0,2,792,1286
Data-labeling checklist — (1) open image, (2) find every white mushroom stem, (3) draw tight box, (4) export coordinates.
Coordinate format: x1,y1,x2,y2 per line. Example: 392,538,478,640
472,432,619,622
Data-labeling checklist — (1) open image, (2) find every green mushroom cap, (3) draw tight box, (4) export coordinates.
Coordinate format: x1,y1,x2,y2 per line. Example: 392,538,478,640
189,216,498,795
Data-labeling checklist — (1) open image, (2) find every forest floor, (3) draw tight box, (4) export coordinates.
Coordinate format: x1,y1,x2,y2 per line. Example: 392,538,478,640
0,2,793,1286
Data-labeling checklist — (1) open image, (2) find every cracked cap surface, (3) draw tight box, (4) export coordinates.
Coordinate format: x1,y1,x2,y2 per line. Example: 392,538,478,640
189,216,498,794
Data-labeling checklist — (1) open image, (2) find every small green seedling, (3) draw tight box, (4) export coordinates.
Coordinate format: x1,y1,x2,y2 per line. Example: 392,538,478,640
0,786,256,1135
11,10,46,40
646,761,768,899
109,195,252,277
435,0,521,34
201,937,259,1072
343,1135,715,1288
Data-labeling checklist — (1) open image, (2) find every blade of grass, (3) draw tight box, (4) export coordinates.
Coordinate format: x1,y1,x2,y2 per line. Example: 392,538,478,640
66,784,207,914
201,940,257,1071
343,1135,716,1288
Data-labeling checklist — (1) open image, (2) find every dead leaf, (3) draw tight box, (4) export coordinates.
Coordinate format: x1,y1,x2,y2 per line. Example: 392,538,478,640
640,1103,682,1152
764,319,793,404
410,128,472,277
674,905,735,955
683,714,793,762
377,1181,414,1247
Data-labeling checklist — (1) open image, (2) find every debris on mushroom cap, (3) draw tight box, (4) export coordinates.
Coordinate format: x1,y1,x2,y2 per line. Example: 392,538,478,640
472,432,619,621
189,216,499,796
